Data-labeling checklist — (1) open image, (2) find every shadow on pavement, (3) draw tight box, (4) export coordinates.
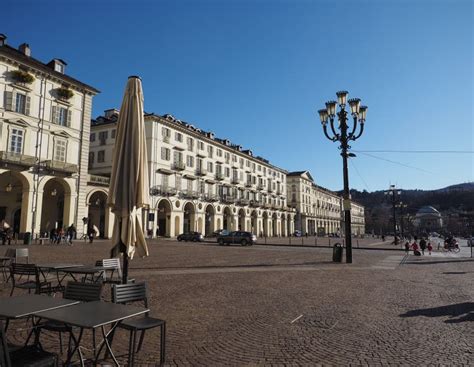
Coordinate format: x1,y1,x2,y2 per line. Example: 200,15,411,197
400,302,474,323
130,260,335,271
406,259,474,265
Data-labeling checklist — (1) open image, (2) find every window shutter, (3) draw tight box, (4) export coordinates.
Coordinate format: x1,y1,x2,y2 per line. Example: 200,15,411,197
4,91,13,111
52,106,57,124
67,109,72,127
25,96,31,116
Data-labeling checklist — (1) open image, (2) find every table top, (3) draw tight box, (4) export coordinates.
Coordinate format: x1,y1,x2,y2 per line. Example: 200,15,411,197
0,294,79,319
62,266,107,274
35,301,149,329
37,263,83,270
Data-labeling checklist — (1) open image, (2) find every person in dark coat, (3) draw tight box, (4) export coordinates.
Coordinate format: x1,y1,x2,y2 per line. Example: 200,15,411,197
419,238,427,255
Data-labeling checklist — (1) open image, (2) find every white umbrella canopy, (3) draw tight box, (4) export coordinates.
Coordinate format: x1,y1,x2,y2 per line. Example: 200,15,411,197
108,76,150,266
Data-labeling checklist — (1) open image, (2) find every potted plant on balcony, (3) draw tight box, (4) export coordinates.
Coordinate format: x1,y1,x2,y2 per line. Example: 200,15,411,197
11,70,35,84
56,87,74,101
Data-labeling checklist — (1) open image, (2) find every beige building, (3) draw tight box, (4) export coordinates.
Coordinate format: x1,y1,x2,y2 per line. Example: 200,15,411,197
350,201,365,236
88,111,296,238
287,171,342,236
0,35,98,238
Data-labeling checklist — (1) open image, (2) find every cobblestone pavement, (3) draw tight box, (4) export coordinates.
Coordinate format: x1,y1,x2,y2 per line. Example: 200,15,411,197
1,239,472,366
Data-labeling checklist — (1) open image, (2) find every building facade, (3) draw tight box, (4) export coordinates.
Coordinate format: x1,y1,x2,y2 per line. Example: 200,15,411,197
88,111,296,238
350,201,365,236
287,171,343,236
0,35,98,238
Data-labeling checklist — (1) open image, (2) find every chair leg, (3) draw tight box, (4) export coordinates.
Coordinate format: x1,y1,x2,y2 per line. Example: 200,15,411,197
59,332,63,354
128,330,137,367
160,322,166,366
136,330,146,353
9,285,14,297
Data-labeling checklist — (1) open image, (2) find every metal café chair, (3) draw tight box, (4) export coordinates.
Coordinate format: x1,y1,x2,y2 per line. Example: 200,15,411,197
95,258,122,284
111,282,166,366
0,321,58,367
9,263,51,297
37,281,102,354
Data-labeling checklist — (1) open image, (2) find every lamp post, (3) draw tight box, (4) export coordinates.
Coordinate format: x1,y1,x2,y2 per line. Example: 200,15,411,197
396,201,408,240
318,91,367,263
385,185,401,245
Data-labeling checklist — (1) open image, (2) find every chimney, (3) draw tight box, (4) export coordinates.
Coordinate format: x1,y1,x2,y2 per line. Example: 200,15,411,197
19,43,31,56
104,109,120,119
0,34,6,46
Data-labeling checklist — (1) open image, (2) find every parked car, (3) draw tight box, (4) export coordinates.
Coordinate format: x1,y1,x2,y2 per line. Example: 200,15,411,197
210,229,229,238
177,232,204,242
293,230,302,237
217,231,256,246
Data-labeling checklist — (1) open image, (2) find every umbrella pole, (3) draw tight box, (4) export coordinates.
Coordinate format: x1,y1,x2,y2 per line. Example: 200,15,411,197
118,219,128,284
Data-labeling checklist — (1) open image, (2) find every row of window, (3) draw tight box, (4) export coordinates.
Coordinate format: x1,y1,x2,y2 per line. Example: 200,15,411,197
9,128,67,162
90,129,116,144
161,126,284,179
5,91,72,127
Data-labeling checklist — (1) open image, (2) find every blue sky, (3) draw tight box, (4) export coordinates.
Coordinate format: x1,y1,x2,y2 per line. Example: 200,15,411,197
4,0,473,191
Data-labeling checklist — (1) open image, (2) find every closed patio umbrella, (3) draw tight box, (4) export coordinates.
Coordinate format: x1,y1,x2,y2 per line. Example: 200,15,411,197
107,76,149,283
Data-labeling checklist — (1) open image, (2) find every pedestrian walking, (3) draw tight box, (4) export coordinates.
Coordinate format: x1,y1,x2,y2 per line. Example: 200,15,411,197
420,238,427,255
404,241,410,254
66,224,76,245
427,242,433,255
412,241,421,256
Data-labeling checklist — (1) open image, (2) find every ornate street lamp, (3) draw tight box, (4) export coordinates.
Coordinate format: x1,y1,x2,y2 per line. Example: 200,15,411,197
318,90,367,263
385,185,401,245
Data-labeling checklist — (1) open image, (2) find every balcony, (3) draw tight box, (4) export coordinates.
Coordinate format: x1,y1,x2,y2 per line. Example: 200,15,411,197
0,151,36,168
44,160,78,174
220,195,236,204
181,190,200,199
237,198,249,206
264,203,272,209
215,172,224,181
276,189,283,195
163,136,170,143
172,161,186,171
256,184,264,190
88,174,110,186
245,181,253,188
204,193,219,202
249,200,263,207
196,168,207,176
267,187,274,193
149,185,177,197
231,177,240,184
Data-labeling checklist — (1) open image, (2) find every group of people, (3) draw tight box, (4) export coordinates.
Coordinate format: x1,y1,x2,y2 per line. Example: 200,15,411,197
49,224,76,245
405,237,433,256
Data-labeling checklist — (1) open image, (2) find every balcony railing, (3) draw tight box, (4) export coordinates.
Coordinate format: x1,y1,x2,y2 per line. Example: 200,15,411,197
203,193,219,202
237,198,249,206
249,200,263,207
181,190,200,199
263,203,272,209
172,161,186,171
163,136,170,143
44,160,78,174
0,151,36,167
215,172,224,181
231,177,239,184
149,185,177,196
267,187,274,193
196,168,207,176
88,174,110,186
257,184,264,190
276,189,283,195
220,195,236,203
245,181,253,188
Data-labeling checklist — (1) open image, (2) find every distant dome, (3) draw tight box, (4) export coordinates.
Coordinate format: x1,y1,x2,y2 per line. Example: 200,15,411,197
417,206,440,215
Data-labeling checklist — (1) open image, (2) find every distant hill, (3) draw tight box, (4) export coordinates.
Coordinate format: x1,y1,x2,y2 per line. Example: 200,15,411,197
344,183,474,235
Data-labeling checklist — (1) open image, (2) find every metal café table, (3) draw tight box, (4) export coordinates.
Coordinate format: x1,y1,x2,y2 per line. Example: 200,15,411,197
59,265,108,283
37,263,84,290
35,300,149,366
0,294,79,334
